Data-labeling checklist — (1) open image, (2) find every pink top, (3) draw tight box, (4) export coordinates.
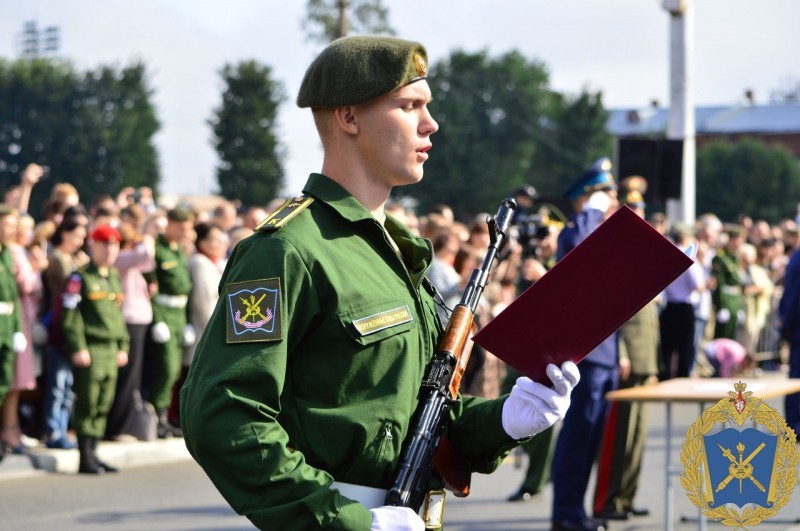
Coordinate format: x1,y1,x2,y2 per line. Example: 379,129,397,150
10,244,40,390
704,338,747,378
115,242,155,325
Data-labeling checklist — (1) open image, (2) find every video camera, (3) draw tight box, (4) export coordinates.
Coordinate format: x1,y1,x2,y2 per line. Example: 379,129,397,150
509,213,551,256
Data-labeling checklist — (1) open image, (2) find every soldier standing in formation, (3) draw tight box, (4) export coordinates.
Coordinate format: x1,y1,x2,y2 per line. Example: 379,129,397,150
149,207,194,438
61,225,129,474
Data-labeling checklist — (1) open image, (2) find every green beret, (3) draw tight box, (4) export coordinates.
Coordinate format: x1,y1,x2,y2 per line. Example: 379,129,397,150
297,35,428,108
167,207,194,222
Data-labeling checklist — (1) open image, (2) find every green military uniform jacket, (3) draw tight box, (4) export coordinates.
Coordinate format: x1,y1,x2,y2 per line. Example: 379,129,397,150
618,298,660,378
0,244,23,346
61,264,130,355
152,234,192,322
0,244,23,398
181,174,516,530
711,249,742,339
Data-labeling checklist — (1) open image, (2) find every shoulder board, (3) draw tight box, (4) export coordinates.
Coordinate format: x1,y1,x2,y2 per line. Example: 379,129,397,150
255,196,314,232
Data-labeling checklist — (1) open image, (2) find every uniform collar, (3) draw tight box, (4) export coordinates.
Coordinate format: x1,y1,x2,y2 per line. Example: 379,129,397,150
302,173,379,224
302,173,432,276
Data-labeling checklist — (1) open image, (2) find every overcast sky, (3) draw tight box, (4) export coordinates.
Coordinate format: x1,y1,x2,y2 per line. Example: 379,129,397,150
1,1,797,199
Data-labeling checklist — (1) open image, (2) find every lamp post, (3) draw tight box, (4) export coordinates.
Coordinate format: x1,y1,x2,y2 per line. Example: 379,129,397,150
663,0,696,226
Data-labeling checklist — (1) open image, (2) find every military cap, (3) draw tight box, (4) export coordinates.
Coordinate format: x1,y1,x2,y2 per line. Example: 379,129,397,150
564,157,617,202
297,35,428,108
167,206,195,222
514,185,538,200
620,175,648,209
90,224,122,243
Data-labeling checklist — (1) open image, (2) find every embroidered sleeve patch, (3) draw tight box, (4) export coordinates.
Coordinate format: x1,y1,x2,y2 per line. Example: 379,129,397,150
225,278,282,343
352,305,413,336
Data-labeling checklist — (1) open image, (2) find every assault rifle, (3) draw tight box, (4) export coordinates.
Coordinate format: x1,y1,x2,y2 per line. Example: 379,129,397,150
385,197,516,511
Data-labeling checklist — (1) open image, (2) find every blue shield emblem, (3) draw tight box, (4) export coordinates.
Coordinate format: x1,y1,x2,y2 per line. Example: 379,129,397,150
703,428,778,508
224,278,282,342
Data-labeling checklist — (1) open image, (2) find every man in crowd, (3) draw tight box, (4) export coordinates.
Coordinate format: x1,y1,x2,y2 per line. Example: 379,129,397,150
551,158,619,531
181,36,578,530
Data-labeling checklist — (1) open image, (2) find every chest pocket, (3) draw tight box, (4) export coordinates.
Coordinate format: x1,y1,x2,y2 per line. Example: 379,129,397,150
338,300,417,346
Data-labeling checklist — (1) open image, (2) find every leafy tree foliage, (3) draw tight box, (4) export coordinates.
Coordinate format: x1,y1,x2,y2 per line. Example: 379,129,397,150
302,0,395,43
210,60,286,206
401,49,611,219
697,138,800,223
0,59,160,216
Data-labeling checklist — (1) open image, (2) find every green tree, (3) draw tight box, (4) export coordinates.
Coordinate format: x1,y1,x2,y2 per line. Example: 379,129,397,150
302,0,395,43
697,138,800,223
210,60,286,206
0,58,160,216
542,90,612,194
401,49,611,219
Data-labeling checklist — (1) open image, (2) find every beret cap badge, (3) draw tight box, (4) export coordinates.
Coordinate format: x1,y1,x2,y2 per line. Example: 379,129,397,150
413,53,427,78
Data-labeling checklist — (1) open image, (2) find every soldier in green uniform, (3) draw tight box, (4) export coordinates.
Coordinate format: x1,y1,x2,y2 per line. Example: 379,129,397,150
711,224,746,340
61,225,129,474
149,207,194,438
181,36,579,531
0,206,27,460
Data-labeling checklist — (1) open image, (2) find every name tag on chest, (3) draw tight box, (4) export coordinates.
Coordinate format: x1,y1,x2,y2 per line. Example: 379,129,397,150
352,306,413,336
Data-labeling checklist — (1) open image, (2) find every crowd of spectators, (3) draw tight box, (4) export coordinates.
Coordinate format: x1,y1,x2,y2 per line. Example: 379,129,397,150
0,164,795,468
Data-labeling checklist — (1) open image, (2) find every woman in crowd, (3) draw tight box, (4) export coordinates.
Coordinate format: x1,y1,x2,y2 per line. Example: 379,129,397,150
41,216,89,449
185,222,227,368
1,212,48,452
105,207,155,441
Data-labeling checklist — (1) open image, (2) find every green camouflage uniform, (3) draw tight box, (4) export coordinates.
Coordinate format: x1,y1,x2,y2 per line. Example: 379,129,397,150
181,174,517,530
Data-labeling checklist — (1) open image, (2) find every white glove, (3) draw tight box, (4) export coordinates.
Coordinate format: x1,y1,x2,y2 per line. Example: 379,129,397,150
716,308,730,324
369,506,424,531
501,361,580,440
182,324,197,347
151,322,171,344
13,331,27,354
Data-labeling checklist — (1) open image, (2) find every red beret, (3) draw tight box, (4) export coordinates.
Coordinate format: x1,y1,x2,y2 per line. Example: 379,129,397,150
90,224,122,243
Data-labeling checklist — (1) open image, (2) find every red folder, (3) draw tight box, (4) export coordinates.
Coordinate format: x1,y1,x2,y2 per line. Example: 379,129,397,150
473,205,693,384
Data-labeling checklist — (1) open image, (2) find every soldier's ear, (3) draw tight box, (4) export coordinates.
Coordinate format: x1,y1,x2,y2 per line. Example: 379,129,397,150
333,105,360,136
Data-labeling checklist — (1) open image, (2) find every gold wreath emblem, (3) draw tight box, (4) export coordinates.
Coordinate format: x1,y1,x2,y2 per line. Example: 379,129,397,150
413,53,427,77
680,382,799,528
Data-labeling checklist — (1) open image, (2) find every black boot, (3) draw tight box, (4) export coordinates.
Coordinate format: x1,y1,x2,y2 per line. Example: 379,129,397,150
157,408,182,439
78,436,103,475
91,437,118,473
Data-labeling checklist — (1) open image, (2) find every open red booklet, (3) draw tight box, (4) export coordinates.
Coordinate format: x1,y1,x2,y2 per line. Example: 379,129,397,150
473,205,693,384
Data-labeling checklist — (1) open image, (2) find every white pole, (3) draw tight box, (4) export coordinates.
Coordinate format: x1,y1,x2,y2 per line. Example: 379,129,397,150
664,0,696,225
